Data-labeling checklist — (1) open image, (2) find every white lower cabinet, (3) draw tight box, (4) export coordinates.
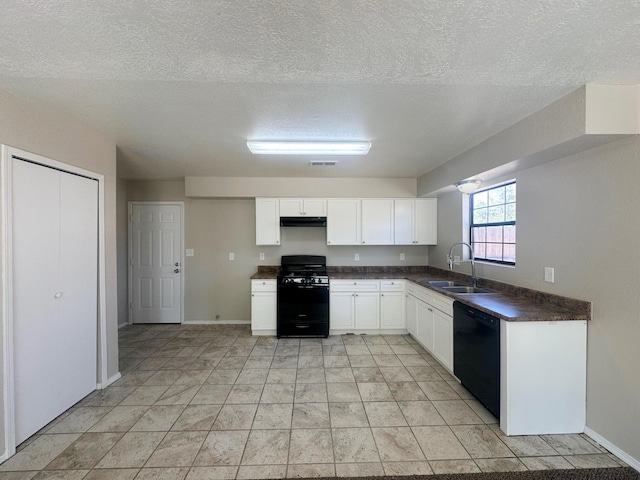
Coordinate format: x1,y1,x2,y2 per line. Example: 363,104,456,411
432,308,453,371
380,291,405,329
380,280,405,329
415,300,434,351
329,292,356,329
354,292,380,329
251,280,277,334
405,294,417,336
330,281,380,331
406,283,454,372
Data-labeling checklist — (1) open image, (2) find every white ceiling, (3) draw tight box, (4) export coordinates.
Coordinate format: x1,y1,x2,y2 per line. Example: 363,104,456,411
0,1,639,180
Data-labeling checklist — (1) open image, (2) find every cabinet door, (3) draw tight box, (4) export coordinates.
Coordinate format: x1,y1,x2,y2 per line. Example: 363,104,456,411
279,198,304,216
394,199,414,245
415,198,437,245
416,300,434,352
380,291,405,329
251,292,276,331
354,292,380,329
432,309,453,371
406,295,417,336
327,199,361,245
303,198,327,216
330,292,355,329
361,199,394,245
256,198,280,245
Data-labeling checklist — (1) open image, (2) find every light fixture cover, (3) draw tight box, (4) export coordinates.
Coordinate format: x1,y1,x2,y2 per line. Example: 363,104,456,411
455,179,482,194
247,141,371,155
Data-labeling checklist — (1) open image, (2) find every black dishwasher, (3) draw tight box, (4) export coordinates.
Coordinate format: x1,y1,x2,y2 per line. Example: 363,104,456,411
453,301,500,419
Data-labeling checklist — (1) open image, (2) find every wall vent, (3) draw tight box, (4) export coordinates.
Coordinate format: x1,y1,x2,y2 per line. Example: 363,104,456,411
309,161,338,167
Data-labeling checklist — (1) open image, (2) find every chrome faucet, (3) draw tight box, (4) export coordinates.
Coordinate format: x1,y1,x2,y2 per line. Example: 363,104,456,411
447,242,478,288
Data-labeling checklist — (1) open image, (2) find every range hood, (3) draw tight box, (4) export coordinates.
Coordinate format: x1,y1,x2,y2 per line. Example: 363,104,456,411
280,216,327,227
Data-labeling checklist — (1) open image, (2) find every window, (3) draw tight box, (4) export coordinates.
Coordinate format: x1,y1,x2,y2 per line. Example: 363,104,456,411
470,181,516,265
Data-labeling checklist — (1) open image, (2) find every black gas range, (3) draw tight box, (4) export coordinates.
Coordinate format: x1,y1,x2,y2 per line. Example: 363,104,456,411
277,255,329,338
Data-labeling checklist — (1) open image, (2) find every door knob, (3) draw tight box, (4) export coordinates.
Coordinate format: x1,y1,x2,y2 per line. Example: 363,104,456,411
174,269,180,273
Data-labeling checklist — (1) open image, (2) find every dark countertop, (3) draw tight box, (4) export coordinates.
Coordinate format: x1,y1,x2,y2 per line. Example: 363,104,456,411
251,266,591,322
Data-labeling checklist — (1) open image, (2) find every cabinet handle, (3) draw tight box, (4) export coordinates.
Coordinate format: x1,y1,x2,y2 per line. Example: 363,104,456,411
362,241,366,244
262,281,266,285
381,294,384,297
251,294,254,297
428,308,433,312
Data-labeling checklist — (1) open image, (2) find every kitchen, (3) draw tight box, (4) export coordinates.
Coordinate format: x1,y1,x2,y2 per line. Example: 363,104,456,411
0,1,639,478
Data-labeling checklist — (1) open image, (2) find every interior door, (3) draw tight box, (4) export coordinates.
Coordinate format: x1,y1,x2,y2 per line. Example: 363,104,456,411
131,204,183,323
13,158,98,445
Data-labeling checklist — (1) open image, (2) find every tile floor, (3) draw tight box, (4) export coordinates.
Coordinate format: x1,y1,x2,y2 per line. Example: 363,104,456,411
0,324,627,480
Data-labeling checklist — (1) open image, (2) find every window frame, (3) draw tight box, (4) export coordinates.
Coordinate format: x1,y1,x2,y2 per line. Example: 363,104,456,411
469,180,516,266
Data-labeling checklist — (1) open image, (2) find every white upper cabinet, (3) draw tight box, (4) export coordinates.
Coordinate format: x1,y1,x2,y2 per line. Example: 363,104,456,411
415,198,437,245
257,197,436,246
394,198,437,245
327,199,361,245
279,198,327,217
361,199,394,245
255,198,280,246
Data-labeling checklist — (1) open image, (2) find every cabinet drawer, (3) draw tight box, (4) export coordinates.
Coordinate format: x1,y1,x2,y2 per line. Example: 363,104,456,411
251,279,277,292
430,290,454,316
381,280,405,291
331,280,380,292
407,282,431,304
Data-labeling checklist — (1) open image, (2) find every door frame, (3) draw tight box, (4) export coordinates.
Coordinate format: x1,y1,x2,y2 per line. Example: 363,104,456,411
1,145,109,459
127,201,185,325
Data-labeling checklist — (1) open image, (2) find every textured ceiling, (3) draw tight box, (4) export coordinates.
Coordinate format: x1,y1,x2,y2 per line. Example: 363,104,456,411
0,1,639,179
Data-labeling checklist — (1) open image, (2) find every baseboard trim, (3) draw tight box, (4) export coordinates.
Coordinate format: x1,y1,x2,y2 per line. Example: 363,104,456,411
183,320,250,325
118,322,128,329
0,451,8,464
97,372,121,389
584,426,640,472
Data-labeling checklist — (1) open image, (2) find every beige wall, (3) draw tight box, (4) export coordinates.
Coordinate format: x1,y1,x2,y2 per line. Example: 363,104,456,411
431,136,640,464
116,178,129,326
123,180,430,321
0,89,117,455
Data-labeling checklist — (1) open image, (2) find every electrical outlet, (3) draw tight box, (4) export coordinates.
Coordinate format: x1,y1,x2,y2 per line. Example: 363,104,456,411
186,249,194,257
454,255,461,265
544,267,555,283
259,253,265,260
400,253,405,261
229,253,235,261
354,253,360,261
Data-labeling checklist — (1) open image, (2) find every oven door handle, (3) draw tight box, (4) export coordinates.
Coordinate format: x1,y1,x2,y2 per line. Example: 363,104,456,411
295,325,310,329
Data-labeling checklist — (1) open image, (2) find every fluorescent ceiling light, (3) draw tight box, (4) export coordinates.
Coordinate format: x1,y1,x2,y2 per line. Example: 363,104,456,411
247,141,371,155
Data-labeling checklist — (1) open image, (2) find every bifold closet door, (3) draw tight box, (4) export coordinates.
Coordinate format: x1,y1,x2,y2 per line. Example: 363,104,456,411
12,158,98,445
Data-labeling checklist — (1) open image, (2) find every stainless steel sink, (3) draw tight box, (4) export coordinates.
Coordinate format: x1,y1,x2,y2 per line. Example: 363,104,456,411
441,286,495,294
428,280,468,288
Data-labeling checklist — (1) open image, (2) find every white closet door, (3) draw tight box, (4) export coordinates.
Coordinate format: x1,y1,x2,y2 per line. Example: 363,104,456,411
12,158,98,445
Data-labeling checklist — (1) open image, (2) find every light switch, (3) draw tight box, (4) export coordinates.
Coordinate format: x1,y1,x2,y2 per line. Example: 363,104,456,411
354,253,360,261
186,249,194,257
229,253,235,261
544,267,555,283
259,253,265,260
400,253,405,261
